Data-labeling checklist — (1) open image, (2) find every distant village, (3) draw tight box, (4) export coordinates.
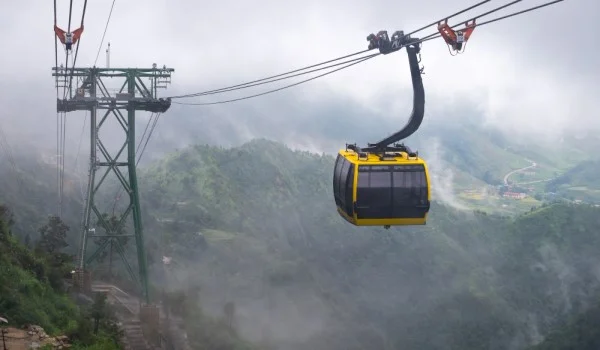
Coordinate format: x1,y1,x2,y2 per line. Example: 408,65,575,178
460,163,548,202
459,163,597,207
498,185,531,200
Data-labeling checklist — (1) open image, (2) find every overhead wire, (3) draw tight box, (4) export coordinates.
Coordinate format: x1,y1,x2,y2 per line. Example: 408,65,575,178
167,49,371,99
173,0,564,107
405,0,492,36
58,0,74,217
53,0,59,96
415,0,564,46
172,53,380,106
56,0,74,217
177,54,382,98
78,0,117,209
66,0,88,100
460,0,564,30
137,113,162,166
416,0,525,44
53,0,61,215
56,0,88,217
60,0,74,99
94,0,117,67
166,0,494,101
57,0,565,214
76,0,116,209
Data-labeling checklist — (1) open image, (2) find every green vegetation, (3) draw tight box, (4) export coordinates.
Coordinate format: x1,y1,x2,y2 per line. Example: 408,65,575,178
419,122,531,185
0,207,122,349
136,139,600,350
529,297,600,350
3,133,600,350
400,122,593,214
545,159,600,202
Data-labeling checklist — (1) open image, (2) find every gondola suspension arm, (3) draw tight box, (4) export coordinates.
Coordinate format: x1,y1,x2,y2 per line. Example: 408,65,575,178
362,30,425,151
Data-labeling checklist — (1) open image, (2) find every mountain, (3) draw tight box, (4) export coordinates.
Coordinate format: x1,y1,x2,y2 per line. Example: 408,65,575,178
133,139,600,350
544,159,600,203
0,151,83,247
0,150,262,350
3,127,600,349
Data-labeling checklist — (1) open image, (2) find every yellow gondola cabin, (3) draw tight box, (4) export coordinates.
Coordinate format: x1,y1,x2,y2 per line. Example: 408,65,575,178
333,147,431,227
332,31,430,228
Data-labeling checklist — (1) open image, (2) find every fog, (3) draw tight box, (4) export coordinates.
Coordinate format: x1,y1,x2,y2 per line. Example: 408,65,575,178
1,0,600,349
0,0,598,161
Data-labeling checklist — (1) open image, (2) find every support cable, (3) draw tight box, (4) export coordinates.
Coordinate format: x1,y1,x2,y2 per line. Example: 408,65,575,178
167,0,494,100
59,0,88,217
56,0,73,217
405,0,492,36
173,53,379,106
174,0,564,107
54,0,61,215
167,50,371,99
176,54,379,98
414,0,564,46
94,0,117,67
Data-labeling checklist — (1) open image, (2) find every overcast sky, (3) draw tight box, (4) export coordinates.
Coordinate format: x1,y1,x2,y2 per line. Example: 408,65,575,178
0,0,597,159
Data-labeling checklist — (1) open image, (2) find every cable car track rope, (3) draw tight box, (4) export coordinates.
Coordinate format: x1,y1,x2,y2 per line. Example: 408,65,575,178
172,53,380,106
53,0,88,217
415,0,563,45
167,49,373,99
93,0,117,67
48,0,565,219
171,0,563,106
165,0,495,100
54,0,74,217
174,53,379,98
167,0,498,101
73,0,118,213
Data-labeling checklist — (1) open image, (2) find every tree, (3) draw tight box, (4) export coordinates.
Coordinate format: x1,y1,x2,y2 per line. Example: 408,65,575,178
90,292,108,334
0,205,15,227
0,205,14,241
38,215,69,254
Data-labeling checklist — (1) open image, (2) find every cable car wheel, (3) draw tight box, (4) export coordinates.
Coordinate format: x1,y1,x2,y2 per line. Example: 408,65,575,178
333,31,431,228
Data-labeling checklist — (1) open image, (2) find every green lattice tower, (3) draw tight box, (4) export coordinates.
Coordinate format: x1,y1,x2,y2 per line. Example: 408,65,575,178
52,66,174,303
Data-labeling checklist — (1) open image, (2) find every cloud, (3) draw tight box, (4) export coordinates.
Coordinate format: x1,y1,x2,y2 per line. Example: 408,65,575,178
0,0,596,160
424,137,470,210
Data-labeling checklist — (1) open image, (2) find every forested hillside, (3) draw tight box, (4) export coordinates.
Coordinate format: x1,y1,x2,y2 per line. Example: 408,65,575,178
0,207,121,349
530,297,600,350
0,152,83,246
131,139,600,350
2,139,600,349
545,159,600,202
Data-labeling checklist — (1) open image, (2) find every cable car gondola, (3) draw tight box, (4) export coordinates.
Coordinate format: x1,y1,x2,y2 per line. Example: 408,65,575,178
333,30,431,228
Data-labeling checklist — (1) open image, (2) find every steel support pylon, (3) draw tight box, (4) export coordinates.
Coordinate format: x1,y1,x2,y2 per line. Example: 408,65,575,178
52,66,174,303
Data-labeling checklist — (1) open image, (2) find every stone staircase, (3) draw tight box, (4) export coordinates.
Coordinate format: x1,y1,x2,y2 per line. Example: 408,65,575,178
120,319,160,350
92,281,191,350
